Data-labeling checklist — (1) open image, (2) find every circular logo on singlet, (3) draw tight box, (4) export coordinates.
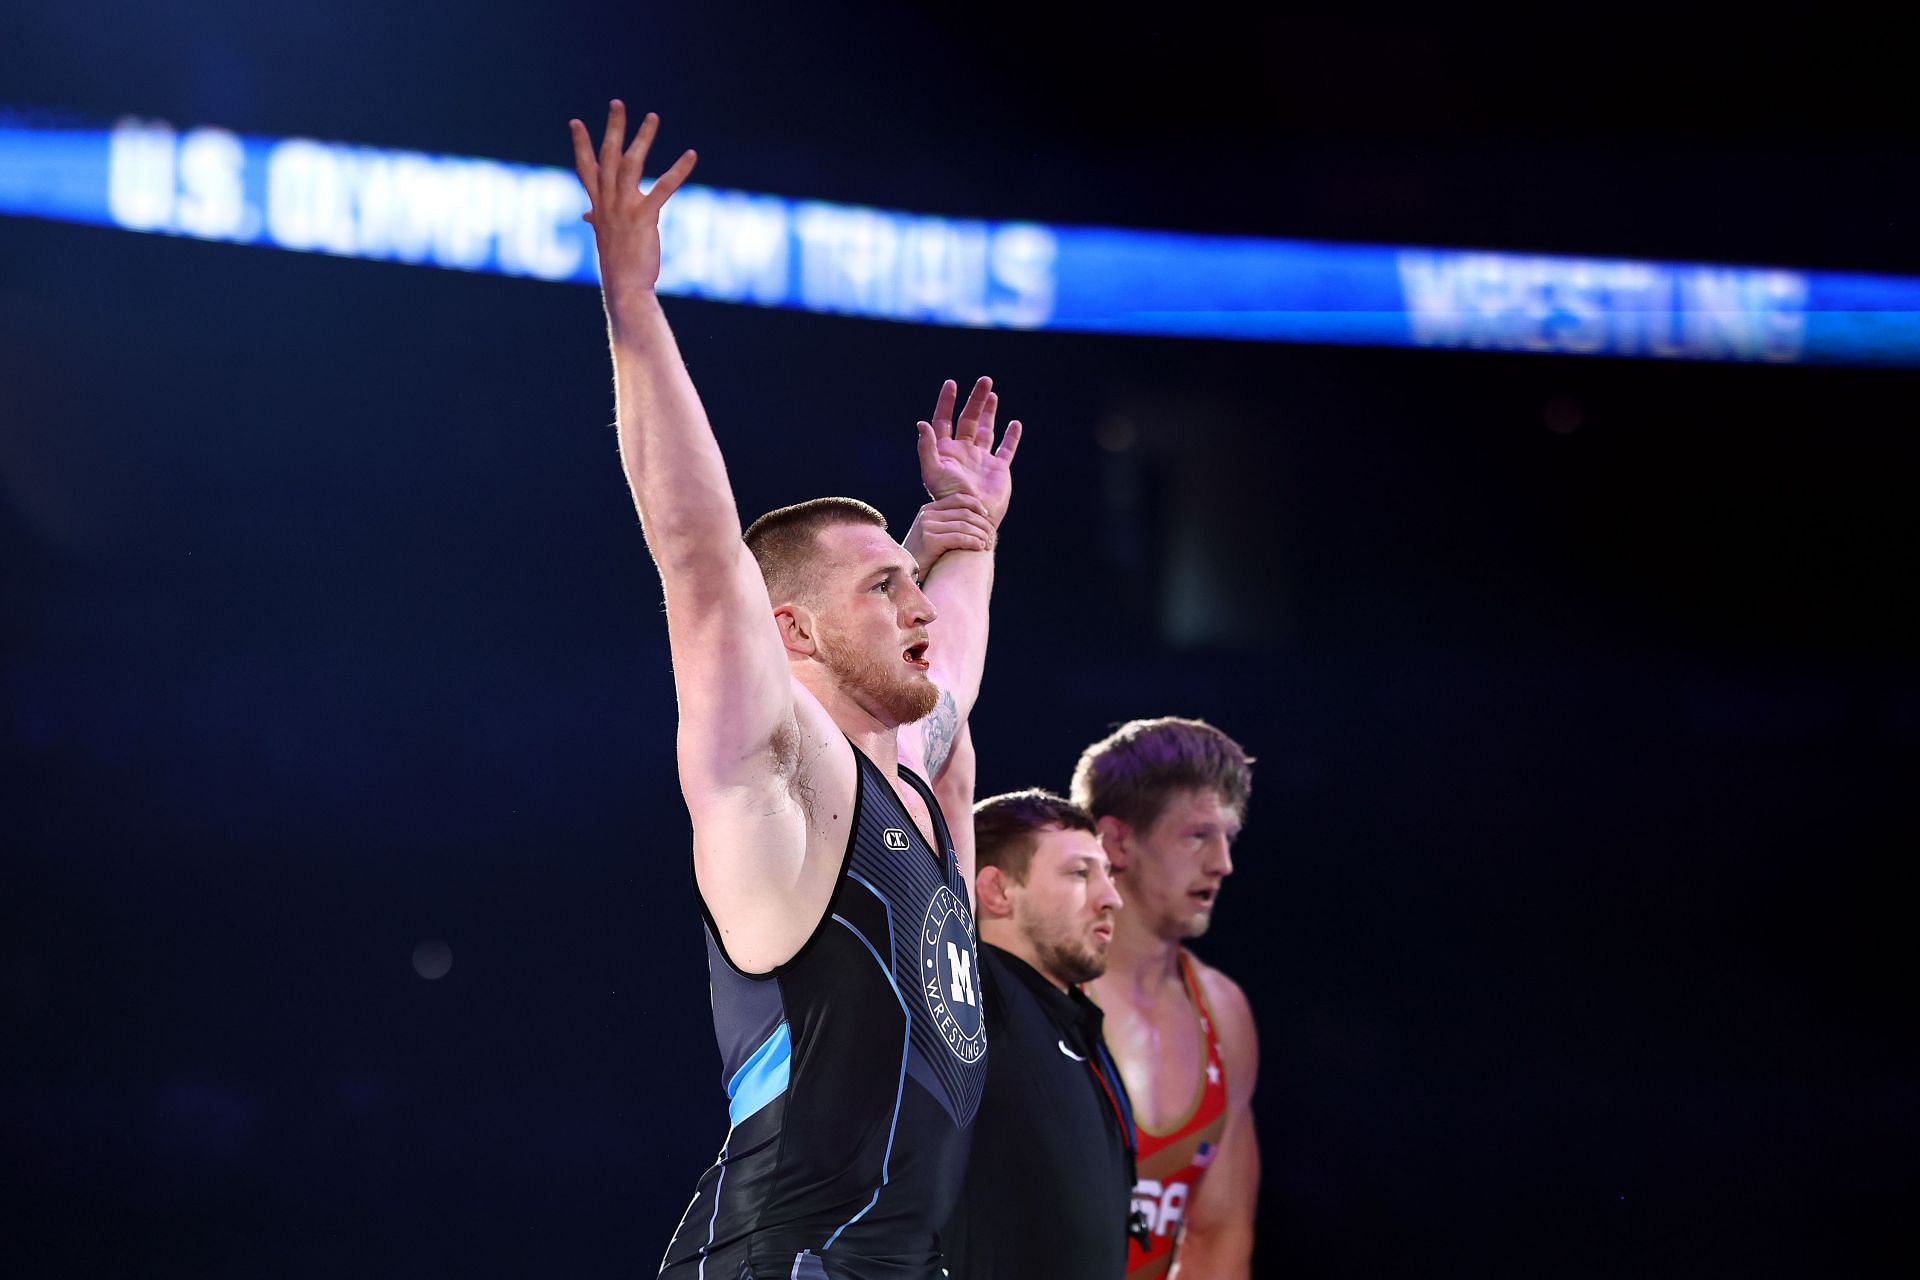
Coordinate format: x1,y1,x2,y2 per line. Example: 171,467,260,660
919,885,985,1064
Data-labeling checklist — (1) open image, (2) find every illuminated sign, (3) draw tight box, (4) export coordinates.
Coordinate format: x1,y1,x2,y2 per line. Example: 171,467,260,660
2,116,1917,367
1398,252,1807,362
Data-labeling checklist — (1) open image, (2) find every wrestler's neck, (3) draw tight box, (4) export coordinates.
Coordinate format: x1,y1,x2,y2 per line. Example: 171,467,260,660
1103,907,1189,1003
800,668,903,771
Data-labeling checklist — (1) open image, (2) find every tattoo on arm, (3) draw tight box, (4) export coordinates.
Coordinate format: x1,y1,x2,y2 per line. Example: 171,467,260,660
920,690,959,780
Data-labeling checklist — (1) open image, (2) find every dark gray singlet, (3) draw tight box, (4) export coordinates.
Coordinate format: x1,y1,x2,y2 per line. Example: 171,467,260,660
658,748,987,1280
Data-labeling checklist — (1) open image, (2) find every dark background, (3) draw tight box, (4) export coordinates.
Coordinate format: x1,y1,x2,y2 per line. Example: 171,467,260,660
3,3,1916,1275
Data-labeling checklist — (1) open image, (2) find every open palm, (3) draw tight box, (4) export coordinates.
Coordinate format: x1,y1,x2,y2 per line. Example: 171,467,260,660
567,100,697,307
916,376,1023,526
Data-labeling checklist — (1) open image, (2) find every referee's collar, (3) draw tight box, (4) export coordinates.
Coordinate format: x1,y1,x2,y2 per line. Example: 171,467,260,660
981,942,1107,1041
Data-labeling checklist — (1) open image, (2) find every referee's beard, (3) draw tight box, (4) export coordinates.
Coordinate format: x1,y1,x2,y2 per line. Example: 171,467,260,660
1015,903,1111,988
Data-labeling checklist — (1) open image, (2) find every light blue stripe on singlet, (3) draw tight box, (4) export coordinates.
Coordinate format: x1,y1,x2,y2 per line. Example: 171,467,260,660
821,888,909,1253
726,1022,793,1126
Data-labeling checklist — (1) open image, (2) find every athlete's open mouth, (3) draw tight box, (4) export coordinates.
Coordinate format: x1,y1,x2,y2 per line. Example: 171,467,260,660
903,641,930,670
1191,887,1218,907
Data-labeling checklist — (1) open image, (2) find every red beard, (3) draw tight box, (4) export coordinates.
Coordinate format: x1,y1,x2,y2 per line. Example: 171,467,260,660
818,631,940,725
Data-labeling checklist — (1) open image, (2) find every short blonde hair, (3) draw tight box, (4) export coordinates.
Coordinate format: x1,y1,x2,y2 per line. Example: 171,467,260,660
741,497,888,605
1070,717,1253,830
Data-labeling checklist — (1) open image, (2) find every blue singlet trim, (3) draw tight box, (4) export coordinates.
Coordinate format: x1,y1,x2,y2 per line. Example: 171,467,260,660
726,1021,792,1126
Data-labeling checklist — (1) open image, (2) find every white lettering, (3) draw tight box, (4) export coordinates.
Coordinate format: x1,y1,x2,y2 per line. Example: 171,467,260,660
1756,270,1808,362
266,139,355,253
1554,259,1607,354
911,217,990,324
1399,252,1464,345
499,169,583,280
946,942,975,1007
1130,1177,1191,1237
434,160,515,268
793,203,1052,328
1680,267,1806,362
1399,251,1809,364
989,224,1059,328
796,202,890,315
175,128,248,241
658,187,789,302
265,140,586,279
1155,1181,1188,1235
349,153,439,262
107,118,177,232
76,122,1822,366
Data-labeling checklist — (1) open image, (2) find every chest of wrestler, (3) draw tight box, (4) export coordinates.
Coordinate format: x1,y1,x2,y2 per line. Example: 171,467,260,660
742,754,988,1231
1101,986,1212,1131
1125,1001,1228,1272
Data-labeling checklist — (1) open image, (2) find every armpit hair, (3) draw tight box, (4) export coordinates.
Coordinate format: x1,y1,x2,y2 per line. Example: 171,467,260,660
769,713,818,821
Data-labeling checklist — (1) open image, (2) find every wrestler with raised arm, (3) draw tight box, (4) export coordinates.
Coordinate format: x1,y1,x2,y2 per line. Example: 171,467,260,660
567,102,1020,1280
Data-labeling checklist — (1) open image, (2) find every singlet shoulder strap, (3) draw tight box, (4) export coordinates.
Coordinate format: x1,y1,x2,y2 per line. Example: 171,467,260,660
1178,950,1226,1058
1175,949,1203,1003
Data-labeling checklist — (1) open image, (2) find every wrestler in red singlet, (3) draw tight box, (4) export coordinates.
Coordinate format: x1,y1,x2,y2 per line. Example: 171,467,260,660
1127,951,1229,1277
1077,717,1262,1280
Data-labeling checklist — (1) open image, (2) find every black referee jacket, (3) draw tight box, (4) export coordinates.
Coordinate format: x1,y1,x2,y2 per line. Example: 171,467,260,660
940,943,1137,1280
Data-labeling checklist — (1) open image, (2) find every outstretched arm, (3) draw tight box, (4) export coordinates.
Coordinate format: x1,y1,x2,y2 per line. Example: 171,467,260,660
901,488,994,781
900,377,1021,782
929,720,977,892
568,103,795,811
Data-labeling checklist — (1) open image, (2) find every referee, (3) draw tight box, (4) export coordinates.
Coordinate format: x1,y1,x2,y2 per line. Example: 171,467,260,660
941,790,1137,1279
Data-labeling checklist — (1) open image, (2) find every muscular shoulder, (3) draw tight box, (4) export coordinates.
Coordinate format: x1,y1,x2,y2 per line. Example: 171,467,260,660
701,677,844,797
688,681,861,973
1186,949,1260,1103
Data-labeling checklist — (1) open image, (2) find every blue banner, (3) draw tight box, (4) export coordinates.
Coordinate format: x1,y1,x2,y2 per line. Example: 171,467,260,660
4,117,1918,366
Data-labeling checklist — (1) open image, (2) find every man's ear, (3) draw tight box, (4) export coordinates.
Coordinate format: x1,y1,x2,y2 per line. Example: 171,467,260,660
774,603,819,656
1095,815,1132,873
975,865,1017,920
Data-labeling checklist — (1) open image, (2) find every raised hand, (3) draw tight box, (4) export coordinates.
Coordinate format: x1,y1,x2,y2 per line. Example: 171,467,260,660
567,100,697,316
915,376,1023,527
903,493,997,575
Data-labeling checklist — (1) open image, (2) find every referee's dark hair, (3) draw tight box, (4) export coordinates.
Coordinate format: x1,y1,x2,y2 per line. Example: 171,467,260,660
973,789,1098,884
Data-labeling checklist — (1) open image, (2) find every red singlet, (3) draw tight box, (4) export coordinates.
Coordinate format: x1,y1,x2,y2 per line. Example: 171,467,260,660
1126,950,1229,1277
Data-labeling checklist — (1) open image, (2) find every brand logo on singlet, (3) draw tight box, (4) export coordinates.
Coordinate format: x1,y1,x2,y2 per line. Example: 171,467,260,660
919,885,985,1064
882,828,909,851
